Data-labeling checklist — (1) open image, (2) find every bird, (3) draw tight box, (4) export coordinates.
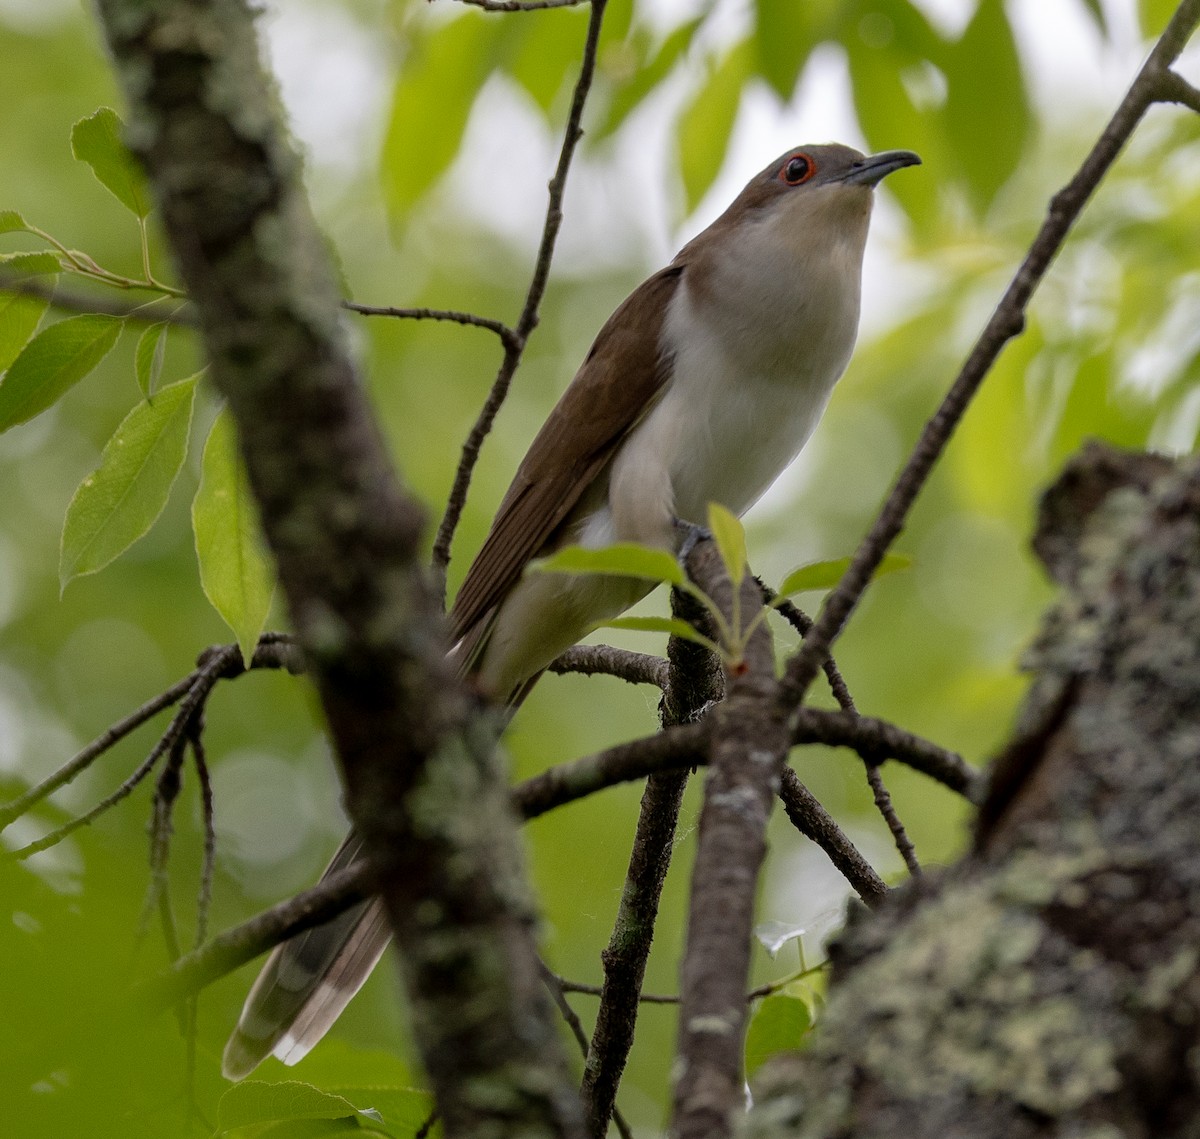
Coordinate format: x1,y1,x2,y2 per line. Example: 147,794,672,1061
222,142,920,1080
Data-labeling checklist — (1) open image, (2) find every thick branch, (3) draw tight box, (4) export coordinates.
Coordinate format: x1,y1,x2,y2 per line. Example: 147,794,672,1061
582,588,722,1136
672,544,791,1139
91,3,582,1137
749,445,1200,1138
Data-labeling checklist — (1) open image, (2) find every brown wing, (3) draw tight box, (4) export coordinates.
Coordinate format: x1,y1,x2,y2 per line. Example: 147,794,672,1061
450,265,683,644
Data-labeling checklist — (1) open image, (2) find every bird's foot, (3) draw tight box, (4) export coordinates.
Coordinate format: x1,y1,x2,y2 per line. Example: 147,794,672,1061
673,517,712,561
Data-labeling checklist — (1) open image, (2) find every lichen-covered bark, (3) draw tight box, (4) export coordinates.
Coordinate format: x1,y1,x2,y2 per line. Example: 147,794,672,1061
674,544,791,1139
90,3,581,1137
746,443,1200,1139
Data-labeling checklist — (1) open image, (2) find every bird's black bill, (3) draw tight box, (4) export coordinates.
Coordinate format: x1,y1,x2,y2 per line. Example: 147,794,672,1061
839,149,922,187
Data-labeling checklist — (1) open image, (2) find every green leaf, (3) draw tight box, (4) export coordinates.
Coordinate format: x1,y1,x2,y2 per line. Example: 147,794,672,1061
745,992,813,1077
0,209,31,235
193,408,275,666
942,0,1029,213
0,250,62,276
380,15,503,223
775,552,911,598
529,542,684,586
218,1080,364,1130
1137,0,1177,37
59,374,197,587
604,615,719,652
752,0,814,99
506,8,587,114
0,292,48,373
677,39,751,213
706,502,747,586
133,321,168,399
0,314,122,432
594,19,702,141
70,107,152,218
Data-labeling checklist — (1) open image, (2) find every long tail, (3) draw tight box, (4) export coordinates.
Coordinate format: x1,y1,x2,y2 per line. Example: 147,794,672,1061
222,636,538,1080
221,833,392,1080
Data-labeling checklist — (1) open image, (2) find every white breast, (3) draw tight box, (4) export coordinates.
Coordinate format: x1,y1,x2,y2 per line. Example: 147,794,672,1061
606,203,865,548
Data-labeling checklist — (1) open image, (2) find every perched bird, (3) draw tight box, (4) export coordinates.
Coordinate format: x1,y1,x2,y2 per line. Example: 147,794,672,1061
223,142,920,1079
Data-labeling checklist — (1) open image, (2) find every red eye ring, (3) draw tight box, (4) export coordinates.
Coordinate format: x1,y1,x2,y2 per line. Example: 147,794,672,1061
780,153,816,186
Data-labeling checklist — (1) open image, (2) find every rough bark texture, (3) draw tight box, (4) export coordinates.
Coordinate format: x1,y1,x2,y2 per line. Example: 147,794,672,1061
582,586,722,1136
746,443,1200,1139
91,4,581,1138
673,544,791,1139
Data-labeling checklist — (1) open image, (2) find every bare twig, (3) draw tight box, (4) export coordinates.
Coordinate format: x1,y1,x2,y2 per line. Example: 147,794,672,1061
548,643,670,689
582,587,719,1137
342,301,519,352
0,635,300,834
539,963,635,1139
192,730,217,948
0,270,195,324
757,580,857,713
139,861,373,1010
458,0,586,10
8,649,234,860
790,707,978,800
866,763,921,877
778,769,888,909
513,721,707,820
0,675,194,831
431,0,610,598
777,0,1200,715
1158,67,1200,113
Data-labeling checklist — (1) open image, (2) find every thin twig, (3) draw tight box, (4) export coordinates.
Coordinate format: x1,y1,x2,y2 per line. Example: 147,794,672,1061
778,769,889,909
1158,67,1200,113
138,861,373,1010
791,707,977,799
431,0,610,599
757,580,857,713
8,649,234,859
561,978,680,1004
548,643,670,689
0,635,301,834
458,0,587,10
0,270,195,324
539,963,635,1139
0,674,196,831
193,731,216,948
342,301,519,351
513,720,707,820
581,585,718,1137
865,763,921,877
777,0,1200,714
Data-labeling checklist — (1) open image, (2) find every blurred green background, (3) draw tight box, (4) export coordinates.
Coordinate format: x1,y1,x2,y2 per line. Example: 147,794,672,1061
0,0,1197,1134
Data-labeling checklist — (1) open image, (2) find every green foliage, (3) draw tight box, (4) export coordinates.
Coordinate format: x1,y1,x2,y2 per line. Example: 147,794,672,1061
134,320,168,399
745,991,814,1077
677,40,751,212
0,291,48,371
193,409,276,666
0,313,122,431
218,1080,433,1138
530,541,684,585
59,373,198,587
70,106,152,219
0,1,1195,1134
775,553,911,599
707,501,747,587
380,14,507,223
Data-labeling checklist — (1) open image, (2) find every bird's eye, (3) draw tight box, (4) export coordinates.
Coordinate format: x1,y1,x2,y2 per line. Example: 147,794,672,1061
781,154,816,185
